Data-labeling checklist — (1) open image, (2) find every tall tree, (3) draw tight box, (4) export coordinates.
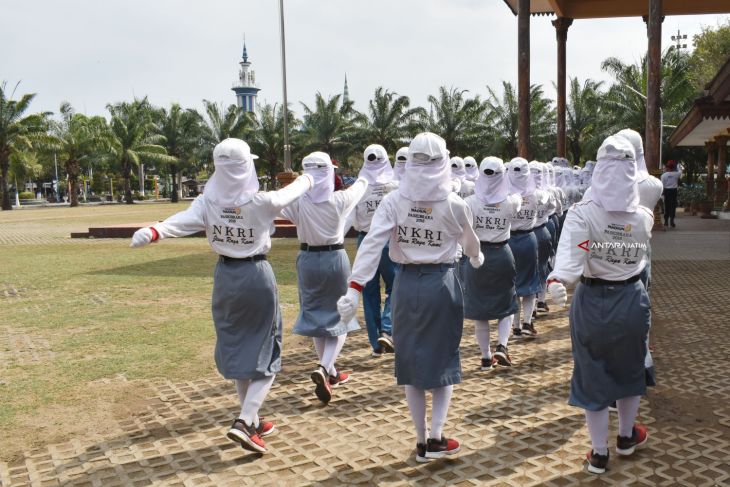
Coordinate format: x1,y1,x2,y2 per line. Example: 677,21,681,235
51,102,109,207
566,78,605,164
423,87,485,156
106,98,175,204
249,102,299,185
0,82,52,210
300,93,361,166
199,101,252,143
360,87,425,154
688,18,730,93
157,104,205,202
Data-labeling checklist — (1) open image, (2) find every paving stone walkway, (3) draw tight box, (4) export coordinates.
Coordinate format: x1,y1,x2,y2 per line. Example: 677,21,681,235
2,211,729,486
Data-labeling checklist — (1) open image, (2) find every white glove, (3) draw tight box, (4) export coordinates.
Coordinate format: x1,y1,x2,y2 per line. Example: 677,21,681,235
336,287,360,324
130,227,154,248
455,245,463,261
469,252,485,269
548,280,567,308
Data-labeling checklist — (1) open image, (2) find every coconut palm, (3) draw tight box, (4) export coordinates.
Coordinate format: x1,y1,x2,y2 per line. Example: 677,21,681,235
566,78,605,164
157,104,206,202
360,87,426,154
0,82,52,210
106,98,175,204
51,102,110,207
249,102,300,184
423,87,485,156
299,93,361,166
199,100,253,144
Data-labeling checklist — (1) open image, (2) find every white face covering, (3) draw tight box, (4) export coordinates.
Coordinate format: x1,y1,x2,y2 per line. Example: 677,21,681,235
302,152,335,203
394,147,408,181
529,161,546,189
591,135,639,213
545,163,555,187
359,144,394,185
204,138,260,207
463,156,479,182
552,156,569,168
507,157,536,197
450,157,466,181
476,157,510,205
616,129,649,182
400,132,452,202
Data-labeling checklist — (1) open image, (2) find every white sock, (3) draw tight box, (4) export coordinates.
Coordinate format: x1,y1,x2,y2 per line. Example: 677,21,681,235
312,337,326,362
616,395,641,438
537,290,546,302
405,385,428,443
238,375,276,427
585,408,610,455
522,296,536,324
513,306,521,330
235,379,250,418
320,334,347,376
430,385,454,440
497,316,512,347
474,320,492,359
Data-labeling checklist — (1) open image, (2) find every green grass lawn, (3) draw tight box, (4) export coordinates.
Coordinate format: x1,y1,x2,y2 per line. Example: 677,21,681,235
0,203,357,460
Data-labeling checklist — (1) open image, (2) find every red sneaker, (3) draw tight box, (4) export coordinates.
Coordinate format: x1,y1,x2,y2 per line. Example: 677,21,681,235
227,419,267,453
616,424,649,456
310,366,332,404
329,371,350,387
256,418,275,437
425,436,460,459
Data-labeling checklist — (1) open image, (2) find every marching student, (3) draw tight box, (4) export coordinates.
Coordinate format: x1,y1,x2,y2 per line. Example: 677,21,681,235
529,162,557,314
661,160,683,228
352,144,399,357
544,162,563,255
464,156,479,183
451,156,475,199
464,157,522,369
507,157,549,337
394,147,409,182
547,135,652,475
281,152,368,405
337,132,483,463
130,138,313,454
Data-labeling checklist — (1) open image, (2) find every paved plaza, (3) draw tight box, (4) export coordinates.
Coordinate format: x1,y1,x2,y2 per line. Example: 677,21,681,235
1,210,729,486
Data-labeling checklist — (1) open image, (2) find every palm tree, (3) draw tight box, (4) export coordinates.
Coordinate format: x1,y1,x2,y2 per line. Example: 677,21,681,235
8,150,42,203
483,82,556,160
0,82,52,210
249,102,299,185
566,78,605,164
199,100,253,143
51,102,110,207
360,87,425,154
300,93,361,166
106,98,175,204
423,87,485,156
157,104,205,202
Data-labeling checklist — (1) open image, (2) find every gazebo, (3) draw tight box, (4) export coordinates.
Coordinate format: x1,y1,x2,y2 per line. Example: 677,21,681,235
500,0,730,171
669,54,730,207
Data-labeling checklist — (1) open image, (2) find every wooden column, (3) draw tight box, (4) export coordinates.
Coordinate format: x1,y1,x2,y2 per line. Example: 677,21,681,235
553,17,573,159
644,0,663,172
518,0,531,159
706,140,717,197
716,136,728,205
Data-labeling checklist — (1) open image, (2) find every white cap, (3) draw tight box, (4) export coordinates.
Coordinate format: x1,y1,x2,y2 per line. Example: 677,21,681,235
364,144,388,163
597,136,635,162
213,138,258,165
408,132,448,162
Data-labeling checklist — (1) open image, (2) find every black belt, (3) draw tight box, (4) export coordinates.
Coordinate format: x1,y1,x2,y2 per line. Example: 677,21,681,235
511,229,533,235
219,254,266,262
400,262,455,271
358,231,368,237
480,239,509,246
580,274,641,287
300,243,345,252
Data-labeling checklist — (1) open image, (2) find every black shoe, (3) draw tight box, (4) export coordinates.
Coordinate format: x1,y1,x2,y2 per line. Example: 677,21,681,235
480,356,497,371
494,344,512,366
532,309,538,320
670,222,676,228
227,419,267,453
586,449,609,474
310,365,332,404
616,424,649,456
512,327,522,337
536,301,549,313
377,334,395,353
521,322,537,337
424,436,460,459
415,442,429,463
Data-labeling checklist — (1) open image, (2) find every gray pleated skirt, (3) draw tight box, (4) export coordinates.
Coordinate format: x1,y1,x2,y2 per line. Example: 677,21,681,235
456,255,468,284
293,249,360,337
568,280,651,411
464,242,518,320
508,231,541,297
546,217,558,253
212,257,282,380
392,263,462,389
534,224,553,284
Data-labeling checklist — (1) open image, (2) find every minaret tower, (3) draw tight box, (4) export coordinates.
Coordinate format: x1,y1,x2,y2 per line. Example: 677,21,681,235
342,74,350,105
232,39,261,113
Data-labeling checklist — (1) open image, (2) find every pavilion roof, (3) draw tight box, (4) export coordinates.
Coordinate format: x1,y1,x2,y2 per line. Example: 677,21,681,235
501,0,730,18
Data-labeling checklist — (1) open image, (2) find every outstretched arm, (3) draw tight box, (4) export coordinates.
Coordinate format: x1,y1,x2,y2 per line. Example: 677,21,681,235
131,196,206,247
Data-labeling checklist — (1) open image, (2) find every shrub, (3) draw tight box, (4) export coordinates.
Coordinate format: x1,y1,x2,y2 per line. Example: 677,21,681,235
18,191,35,200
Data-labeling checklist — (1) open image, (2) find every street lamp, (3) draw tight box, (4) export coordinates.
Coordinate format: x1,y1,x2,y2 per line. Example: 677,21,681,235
278,0,292,172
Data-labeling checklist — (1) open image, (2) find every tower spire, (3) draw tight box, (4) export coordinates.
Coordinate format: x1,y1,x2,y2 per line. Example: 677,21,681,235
242,35,249,63
343,74,350,105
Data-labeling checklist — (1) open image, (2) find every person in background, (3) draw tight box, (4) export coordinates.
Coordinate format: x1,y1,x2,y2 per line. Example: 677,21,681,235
660,160,683,228
463,156,479,183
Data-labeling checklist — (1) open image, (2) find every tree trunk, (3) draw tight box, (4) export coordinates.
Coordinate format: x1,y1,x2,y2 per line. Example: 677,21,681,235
570,139,582,166
0,150,11,211
123,160,133,204
67,158,80,207
170,163,178,203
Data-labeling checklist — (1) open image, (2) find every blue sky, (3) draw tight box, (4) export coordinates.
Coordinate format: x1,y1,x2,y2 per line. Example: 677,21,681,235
2,0,727,118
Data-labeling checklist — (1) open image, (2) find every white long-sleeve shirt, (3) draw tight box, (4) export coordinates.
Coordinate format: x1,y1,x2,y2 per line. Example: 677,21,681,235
548,199,653,285
661,169,682,189
465,194,522,242
282,178,367,246
351,181,398,233
152,174,313,258
583,176,663,210
457,180,475,199
512,190,550,231
348,191,481,286
536,191,557,225
550,187,564,216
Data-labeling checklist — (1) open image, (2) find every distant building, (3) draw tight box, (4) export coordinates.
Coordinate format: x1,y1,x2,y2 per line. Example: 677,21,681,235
232,39,260,113
343,74,350,105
